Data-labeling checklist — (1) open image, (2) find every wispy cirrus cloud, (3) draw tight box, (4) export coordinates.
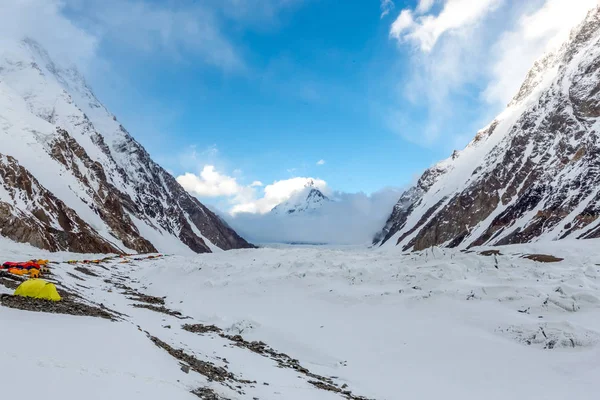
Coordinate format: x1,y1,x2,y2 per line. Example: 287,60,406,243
380,0,395,18
0,0,97,69
416,0,437,14
65,0,244,71
484,0,598,105
4,0,306,75
385,0,598,148
390,0,502,52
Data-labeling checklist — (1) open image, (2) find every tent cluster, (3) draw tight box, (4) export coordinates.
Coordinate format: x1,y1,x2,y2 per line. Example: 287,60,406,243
1,253,165,302
1,260,60,301
2,254,164,278
14,279,61,301
1,259,49,278
65,254,125,265
116,254,165,264
64,254,163,265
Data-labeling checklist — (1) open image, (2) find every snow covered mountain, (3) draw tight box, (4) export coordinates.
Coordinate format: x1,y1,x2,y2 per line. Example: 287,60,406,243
270,183,330,215
0,39,252,254
376,7,600,251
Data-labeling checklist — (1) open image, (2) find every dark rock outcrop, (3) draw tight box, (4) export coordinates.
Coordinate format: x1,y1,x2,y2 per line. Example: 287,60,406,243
0,155,121,253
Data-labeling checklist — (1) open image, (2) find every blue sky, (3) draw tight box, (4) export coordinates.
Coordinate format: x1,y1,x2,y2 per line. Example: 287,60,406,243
7,0,597,215
79,0,438,197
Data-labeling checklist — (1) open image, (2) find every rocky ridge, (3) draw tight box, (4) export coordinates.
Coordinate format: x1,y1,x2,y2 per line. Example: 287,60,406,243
376,7,600,251
0,39,251,254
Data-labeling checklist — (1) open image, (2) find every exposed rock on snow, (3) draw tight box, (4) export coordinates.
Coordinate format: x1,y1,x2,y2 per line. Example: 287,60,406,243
148,335,236,383
0,294,115,320
522,254,565,263
270,182,331,215
497,322,600,350
0,155,121,253
182,322,373,400
0,39,251,254
1,237,600,399
133,303,190,319
376,7,600,251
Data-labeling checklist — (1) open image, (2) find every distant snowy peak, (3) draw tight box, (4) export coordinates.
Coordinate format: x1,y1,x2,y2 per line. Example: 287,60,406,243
0,39,252,254
376,6,600,251
271,186,330,216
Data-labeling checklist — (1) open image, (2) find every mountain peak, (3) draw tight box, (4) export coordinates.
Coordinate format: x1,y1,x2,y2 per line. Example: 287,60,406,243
0,39,252,254
304,179,316,188
271,186,330,215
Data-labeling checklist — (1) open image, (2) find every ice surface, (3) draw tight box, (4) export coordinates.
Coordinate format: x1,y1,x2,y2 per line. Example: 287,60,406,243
1,237,599,399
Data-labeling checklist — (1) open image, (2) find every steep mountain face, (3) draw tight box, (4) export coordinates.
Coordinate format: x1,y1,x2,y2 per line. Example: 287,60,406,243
376,7,600,251
0,39,252,254
270,185,330,215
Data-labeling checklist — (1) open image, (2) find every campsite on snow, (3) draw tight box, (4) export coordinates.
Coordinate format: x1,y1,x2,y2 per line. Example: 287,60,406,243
2,1,600,400
2,238,600,399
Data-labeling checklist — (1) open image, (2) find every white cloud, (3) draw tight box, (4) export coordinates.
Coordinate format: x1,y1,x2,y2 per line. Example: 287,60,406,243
390,0,502,52
416,0,437,14
380,0,395,18
66,0,243,71
231,177,328,215
175,144,328,215
0,0,256,78
0,0,97,69
316,159,326,166
0,0,249,72
176,164,259,214
390,10,415,38
177,166,242,197
385,0,599,147
176,157,328,216
227,188,404,245
484,0,598,105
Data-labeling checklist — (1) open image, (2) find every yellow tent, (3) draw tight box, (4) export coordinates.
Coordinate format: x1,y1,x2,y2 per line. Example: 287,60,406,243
14,279,61,301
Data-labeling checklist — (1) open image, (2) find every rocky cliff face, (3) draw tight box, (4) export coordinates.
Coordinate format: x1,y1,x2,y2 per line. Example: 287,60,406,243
0,39,252,254
376,7,600,251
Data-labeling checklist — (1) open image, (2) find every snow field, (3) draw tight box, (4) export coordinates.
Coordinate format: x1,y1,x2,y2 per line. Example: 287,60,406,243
2,237,599,399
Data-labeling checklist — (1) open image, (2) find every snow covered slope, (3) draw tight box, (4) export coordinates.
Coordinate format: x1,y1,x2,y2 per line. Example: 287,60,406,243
376,7,600,251
270,184,330,215
2,237,600,399
0,39,252,254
